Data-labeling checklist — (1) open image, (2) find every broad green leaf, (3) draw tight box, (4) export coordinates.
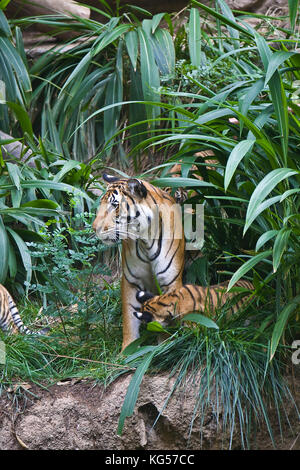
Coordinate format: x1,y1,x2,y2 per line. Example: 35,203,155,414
53,160,81,182
270,296,300,361
104,41,123,143
7,227,32,283
288,0,299,30
11,228,45,243
224,139,255,191
245,195,282,234
123,345,157,363
15,26,28,69
0,37,31,92
255,230,278,251
129,68,147,151
42,102,63,154
188,8,202,67
141,19,152,36
149,133,234,150
264,51,296,86
147,321,167,332
1,206,57,219
191,0,252,37
7,238,17,279
0,215,9,283
280,188,300,202
6,162,21,190
59,51,92,96
196,108,235,125
21,199,59,209
151,13,165,33
227,108,277,162
254,32,289,162
6,101,33,137
152,28,175,76
268,72,289,163
0,180,93,202
239,78,265,130
272,228,292,273
217,0,239,46
0,9,11,36
205,195,248,203
0,0,11,7
138,27,160,121
183,313,219,329
93,23,131,56
227,251,272,291
151,177,215,188
244,169,298,234
254,30,272,70
125,29,138,71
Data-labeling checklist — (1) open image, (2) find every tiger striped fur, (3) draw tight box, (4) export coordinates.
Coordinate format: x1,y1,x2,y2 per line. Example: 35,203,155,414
0,284,48,335
92,173,185,350
134,280,254,325
164,150,218,203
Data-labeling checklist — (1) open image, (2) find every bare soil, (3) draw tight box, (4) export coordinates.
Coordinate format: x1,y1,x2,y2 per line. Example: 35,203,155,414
1,368,299,450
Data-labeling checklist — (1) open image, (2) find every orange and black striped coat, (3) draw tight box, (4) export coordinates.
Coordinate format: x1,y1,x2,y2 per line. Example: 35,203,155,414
134,280,254,325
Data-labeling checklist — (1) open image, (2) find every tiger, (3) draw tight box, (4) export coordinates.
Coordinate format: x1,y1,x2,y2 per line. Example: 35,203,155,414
0,284,48,335
164,150,218,203
133,280,254,325
92,172,185,350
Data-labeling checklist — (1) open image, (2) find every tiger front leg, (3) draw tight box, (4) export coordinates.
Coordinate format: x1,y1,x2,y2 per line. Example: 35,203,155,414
121,275,142,351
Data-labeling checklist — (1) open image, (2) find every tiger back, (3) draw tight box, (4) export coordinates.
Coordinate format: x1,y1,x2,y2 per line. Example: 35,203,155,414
134,280,254,325
0,284,48,335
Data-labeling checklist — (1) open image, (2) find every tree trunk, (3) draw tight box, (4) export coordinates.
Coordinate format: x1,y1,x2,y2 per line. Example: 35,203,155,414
6,0,90,20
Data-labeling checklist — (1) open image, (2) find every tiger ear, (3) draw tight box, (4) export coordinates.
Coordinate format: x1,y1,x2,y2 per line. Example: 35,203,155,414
128,179,147,198
103,172,120,183
136,290,155,304
164,186,188,204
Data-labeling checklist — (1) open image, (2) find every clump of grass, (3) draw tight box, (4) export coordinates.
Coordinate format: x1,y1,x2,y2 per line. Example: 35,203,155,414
117,304,298,449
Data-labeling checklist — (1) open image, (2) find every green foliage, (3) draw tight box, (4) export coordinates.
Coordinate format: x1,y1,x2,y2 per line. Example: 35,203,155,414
27,213,117,339
0,214,123,386
0,2,299,447
10,9,178,164
0,144,94,285
124,2,300,360
0,10,31,135
112,1,300,444
117,302,296,448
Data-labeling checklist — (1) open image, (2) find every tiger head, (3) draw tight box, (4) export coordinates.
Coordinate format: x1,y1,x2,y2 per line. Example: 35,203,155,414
92,173,156,245
133,290,179,325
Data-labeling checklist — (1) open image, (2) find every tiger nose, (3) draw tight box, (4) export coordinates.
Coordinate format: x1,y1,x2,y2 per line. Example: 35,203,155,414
92,218,105,232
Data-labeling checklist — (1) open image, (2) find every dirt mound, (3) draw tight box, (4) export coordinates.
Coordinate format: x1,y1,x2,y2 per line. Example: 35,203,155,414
1,370,299,450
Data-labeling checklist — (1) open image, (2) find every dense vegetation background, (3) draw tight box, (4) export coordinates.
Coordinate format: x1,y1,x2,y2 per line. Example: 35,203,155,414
0,0,299,448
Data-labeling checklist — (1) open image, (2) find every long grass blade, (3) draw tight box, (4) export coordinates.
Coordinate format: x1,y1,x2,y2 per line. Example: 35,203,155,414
270,296,300,361
224,139,255,191
118,350,155,435
288,0,299,30
244,169,298,234
138,26,160,121
188,8,202,67
227,251,272,290
272,228,292,273
0,215,9,283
